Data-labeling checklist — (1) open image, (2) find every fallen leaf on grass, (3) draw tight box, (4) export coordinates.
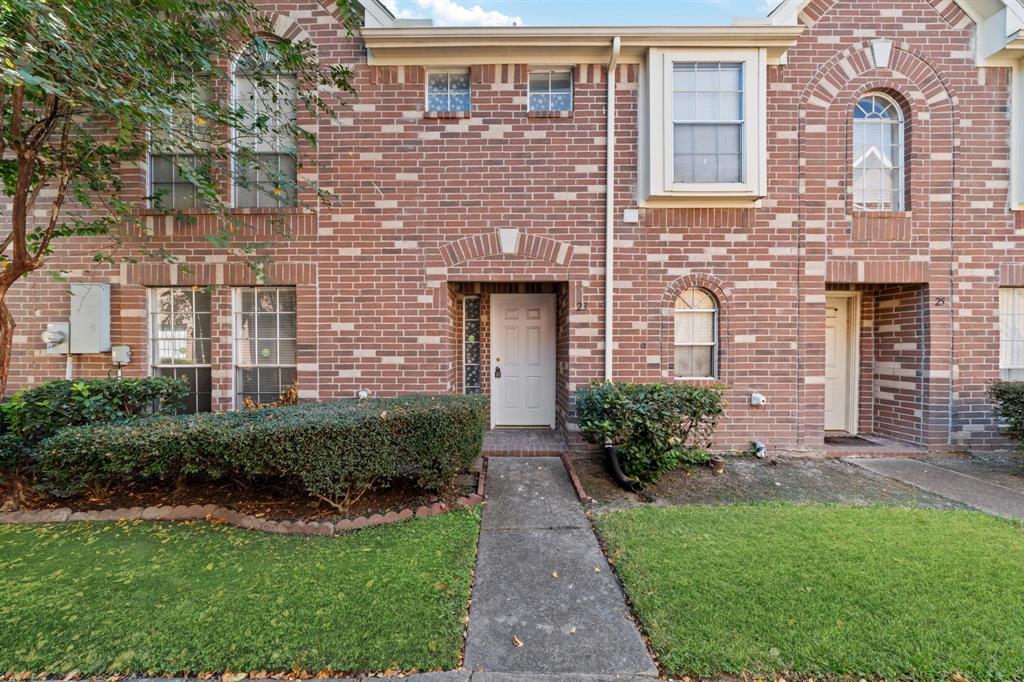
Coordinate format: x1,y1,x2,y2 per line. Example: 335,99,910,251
512,635,524,647
222,672,247,682
551,570,558,578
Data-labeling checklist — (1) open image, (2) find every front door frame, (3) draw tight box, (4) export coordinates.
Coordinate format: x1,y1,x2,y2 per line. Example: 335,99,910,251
825,291,862,435
489,293,557,429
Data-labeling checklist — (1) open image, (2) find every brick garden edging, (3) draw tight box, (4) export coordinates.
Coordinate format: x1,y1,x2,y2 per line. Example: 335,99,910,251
0,494,484,536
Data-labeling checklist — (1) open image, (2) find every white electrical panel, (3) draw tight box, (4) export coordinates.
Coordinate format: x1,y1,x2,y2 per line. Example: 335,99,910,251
69,283,111,354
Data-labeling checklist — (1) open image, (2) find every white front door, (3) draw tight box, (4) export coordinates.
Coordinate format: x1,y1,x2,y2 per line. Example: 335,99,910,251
824,294,857,432
490,294,556,427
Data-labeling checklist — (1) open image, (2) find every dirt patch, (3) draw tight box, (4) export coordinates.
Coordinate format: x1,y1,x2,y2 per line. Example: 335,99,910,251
577,453,969,513
0,475,477,523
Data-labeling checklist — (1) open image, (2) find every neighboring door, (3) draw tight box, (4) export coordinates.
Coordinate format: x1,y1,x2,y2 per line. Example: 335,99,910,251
490,294,556,427
824,294,858,432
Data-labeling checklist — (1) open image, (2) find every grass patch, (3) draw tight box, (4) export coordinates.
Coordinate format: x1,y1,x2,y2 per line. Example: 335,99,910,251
595,504,1024,681
0,510,480,676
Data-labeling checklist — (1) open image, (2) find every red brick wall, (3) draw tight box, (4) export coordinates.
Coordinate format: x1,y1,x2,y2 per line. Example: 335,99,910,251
4,0,1022,455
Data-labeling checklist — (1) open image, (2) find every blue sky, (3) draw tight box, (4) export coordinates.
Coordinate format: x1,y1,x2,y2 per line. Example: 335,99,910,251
382,0,781,26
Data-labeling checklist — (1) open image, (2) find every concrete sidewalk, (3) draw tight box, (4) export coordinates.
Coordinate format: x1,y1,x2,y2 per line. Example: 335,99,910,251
848,457,1024,520
463,458,657,678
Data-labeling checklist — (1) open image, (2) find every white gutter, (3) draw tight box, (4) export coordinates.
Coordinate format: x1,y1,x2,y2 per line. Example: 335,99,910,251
605,36,621,382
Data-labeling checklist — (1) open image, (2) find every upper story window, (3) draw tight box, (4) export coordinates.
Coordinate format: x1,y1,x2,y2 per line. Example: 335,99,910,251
149,84,210,210
150,287,212,414
853,94,905,212
233,39,297,209
645,48,765,204
528,68,573,112
673,287,719,380
672,63,743,184
427,70,471,113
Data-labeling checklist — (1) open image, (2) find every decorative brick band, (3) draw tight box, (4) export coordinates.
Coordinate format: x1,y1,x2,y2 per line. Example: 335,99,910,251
826,259,928,284
0,495,484,536
851,212,912,241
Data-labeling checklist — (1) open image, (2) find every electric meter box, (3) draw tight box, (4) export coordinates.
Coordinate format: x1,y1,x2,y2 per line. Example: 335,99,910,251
69,283,111,354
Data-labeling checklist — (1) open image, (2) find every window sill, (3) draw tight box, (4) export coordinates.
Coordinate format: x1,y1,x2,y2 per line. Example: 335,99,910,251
852,210,912,219
423,111,471,120
133,207,306,217
641,193,763,209
527,110,573,119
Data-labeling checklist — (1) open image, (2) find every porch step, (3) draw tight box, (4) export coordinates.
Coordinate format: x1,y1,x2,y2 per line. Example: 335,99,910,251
482,428,569,457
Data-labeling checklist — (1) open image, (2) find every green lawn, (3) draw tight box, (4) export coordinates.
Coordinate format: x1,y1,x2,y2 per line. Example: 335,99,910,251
0,510,480,676
595,504,1024,681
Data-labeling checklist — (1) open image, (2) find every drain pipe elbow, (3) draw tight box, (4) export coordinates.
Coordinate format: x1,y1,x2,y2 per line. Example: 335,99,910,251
604,36,621,382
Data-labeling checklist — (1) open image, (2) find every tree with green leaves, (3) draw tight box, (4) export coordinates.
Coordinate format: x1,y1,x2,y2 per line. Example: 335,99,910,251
0,0,359,393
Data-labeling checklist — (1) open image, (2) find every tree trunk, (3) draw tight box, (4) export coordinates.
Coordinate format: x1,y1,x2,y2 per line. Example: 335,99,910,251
0,294,15,397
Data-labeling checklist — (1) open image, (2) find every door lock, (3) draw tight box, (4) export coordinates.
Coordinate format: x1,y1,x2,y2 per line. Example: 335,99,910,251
494,366,501,379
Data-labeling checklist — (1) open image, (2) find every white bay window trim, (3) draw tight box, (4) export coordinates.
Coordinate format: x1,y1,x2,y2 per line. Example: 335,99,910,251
646,47,767,205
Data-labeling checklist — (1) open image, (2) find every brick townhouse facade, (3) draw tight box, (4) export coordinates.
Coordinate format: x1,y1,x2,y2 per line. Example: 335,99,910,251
6,0,1024,456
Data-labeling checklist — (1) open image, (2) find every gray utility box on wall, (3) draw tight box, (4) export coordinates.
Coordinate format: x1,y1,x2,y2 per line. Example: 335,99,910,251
69,283,111,354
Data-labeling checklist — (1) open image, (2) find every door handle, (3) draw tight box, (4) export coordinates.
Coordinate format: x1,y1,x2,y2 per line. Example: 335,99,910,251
494,366,501,379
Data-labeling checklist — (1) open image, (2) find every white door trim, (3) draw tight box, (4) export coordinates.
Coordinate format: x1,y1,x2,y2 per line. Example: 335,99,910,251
825,291,861,434
489,293,557,429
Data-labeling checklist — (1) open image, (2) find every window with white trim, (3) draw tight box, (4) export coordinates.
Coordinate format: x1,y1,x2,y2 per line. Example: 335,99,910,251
427,70,471,113
233,287,297,405
853,94,905,211
528,68,573,112
233,40,297,208
1000,288,1024,381
646,48,765,202
149,84,210,210
673,288,718,379
672,62,744,184
150,288,212,413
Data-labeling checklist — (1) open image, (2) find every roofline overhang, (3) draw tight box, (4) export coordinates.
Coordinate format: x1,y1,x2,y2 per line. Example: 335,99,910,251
986,29,1024,60
361,25,805,65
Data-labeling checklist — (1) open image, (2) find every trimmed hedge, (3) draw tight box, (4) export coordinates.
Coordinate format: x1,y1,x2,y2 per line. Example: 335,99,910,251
576,381,725,486
0,377,188,468
1,377,188,443
35,395,487,506
990,381,1024,452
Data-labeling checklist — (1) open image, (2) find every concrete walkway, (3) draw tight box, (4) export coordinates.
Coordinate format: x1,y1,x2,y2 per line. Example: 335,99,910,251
848,457,1024,520
463,457,658,679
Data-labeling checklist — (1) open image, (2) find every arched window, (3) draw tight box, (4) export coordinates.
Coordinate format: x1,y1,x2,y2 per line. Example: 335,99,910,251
853,93,905,211
233,39,297,208
674,288,718,379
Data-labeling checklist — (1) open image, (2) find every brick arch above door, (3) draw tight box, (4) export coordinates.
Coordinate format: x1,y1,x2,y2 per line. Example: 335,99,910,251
436,230,575,270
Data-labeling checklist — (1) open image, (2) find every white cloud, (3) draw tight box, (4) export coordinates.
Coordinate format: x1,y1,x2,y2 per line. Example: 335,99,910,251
389,0,523,26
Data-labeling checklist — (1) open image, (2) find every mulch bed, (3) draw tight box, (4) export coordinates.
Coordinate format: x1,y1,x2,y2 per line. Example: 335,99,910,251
0,474,478,523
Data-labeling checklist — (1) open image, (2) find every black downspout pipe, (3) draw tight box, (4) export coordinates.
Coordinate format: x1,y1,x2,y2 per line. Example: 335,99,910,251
605,445,643,493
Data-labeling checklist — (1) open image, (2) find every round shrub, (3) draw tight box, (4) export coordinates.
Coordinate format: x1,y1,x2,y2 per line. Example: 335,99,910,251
576,381,725,486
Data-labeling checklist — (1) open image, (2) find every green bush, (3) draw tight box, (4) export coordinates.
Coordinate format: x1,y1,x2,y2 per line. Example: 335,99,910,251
989,381,1024,452
35,395,487,508
576,381,725,486
0,377,188,462
1,377,189,443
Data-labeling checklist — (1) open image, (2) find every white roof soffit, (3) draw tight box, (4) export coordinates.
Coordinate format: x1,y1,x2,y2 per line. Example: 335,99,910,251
361,25,804,65
768,0,1024,64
